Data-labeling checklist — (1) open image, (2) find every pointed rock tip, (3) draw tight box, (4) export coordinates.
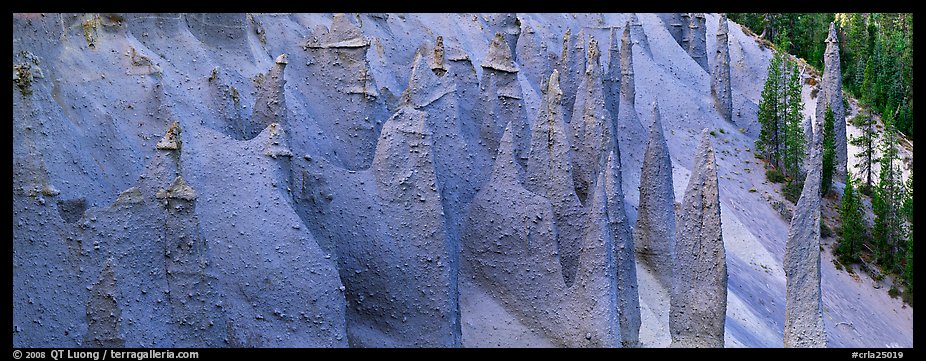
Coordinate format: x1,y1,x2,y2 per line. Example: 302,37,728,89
649,101,664,139
609,27,619,50
403,46,455,108
491,121,521,180
114,186,144,205
275,53,288,65
156,176,196,201
718,14,729,33
700,128,712,143
481,32,519,73
431,36,446,70
607,146,620,174
305,13,368,48
587,38,601,67
264,123,293,158
547,69,562,97
156,122,181,151
697,128,716,164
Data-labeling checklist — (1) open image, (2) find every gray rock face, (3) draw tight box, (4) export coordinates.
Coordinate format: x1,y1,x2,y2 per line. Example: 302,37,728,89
477,32,529,173
813,86,826,153
180,123,346,347
463,120,622,347
370,106,460,346
783,147,826,348
680,13,692,50
444,41,493,188
485,14,521,63
823,22,846,179
605,143,641,348
464,122,565,338
711,15,733,123
604,27,621,133
687,13,708,71
16,12,909,349
619,24,637,125
405,46,489,346
525,70,585,285
77,143,221,347
660,13,685,46
558,29,586,126
574,167,621,347
634,101,677,290
570,38,612,205
302,13,390,170
670,130,726,348
251,54,288,137
617,24,646,182
205,66,248,140
516,22,556,96
297,105,460,347
629,14,651,58
84,259,125,348
155,176,222,347
803,110,816,176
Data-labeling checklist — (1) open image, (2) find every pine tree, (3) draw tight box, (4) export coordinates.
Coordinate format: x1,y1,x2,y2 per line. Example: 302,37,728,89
738,13,912,138
850,111,877,194
821,106,836,195
837,174,865,264
782,61,805,179
757,52,784,168
872,116,905,273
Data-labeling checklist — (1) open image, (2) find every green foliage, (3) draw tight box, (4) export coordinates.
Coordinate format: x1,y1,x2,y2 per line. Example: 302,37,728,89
757,52,784,167
872,117,906,274
850,111,877,190
901,285,913,306
841,13,913,137
837,174,865,264
783,179,803,204
782,62,805,179
821,106,836,195
732,13,913,137
728,13,832,68
888,285,900,299
766,168,786,183
756,51,804,184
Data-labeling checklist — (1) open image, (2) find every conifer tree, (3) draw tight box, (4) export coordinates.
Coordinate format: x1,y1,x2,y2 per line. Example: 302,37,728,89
837,174,864,264
850,112,877,194
782,61,805,179
872,116,904,273
757,53,784,168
